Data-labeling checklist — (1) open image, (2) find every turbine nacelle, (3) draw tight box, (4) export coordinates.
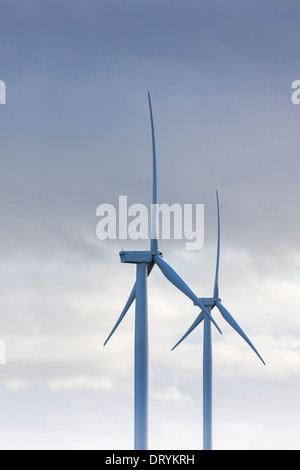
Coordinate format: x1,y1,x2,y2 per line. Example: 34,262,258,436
195,297,221,308
119,250,162,264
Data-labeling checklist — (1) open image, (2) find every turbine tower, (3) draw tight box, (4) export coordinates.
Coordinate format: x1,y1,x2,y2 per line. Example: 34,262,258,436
104,93,222,450
172,191,265,450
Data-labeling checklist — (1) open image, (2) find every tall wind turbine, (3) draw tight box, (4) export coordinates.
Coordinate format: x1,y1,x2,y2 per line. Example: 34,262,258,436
172,191,265,450
104,93,222,450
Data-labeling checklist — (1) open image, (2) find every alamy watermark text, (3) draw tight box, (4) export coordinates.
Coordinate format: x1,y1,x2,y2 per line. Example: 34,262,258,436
291,80,300,105
96,196,204,250
0,80,6,104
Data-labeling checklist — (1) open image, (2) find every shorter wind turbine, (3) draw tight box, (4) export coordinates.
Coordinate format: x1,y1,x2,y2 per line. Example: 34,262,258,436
172,191,265,450
104,93,222,450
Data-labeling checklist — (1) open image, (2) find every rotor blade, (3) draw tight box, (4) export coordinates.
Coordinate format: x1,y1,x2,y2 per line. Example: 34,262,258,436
215,301,265,364
103,286,136,346
153,254,222,334
148,91,158,253
213,190,220,299
103,262,155,346
172,311,205,350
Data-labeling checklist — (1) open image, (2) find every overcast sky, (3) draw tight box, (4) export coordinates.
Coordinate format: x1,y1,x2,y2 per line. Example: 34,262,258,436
0,0,300,450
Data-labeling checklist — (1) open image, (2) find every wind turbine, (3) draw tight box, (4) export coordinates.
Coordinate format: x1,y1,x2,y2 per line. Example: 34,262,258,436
172,191,265,450
103,93,222,450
